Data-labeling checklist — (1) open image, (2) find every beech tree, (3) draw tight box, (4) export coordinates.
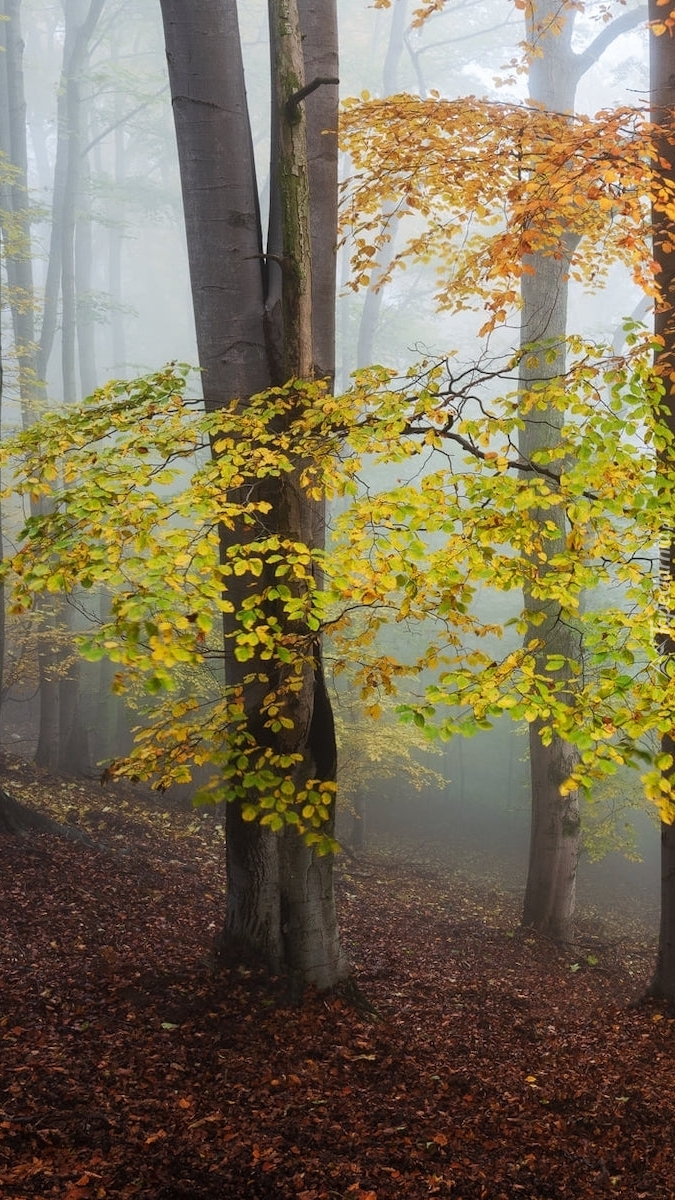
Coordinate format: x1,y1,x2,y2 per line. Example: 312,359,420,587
156,0,346,989
647,0,675,1002
8,0,675,984
518,0,647,942
340,0,659,942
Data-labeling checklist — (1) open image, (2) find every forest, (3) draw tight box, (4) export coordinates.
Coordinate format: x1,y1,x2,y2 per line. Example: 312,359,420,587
3,0,675,1196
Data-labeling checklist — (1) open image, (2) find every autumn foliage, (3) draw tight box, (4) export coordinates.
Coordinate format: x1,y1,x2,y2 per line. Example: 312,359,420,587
3,1,675,836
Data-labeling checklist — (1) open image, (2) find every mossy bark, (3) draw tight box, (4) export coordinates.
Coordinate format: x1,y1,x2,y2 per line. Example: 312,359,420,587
160,0,346,990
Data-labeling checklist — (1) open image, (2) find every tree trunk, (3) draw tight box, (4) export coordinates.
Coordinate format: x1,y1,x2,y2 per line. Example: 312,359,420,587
0,0,40,423
651,777,675,1001
35,0,103,770
75,151,97,397
159,0,347,990
521,720,580,941
646,0,675,1002
297,0,339,385
354,0,407,371
656,825,675,993
518,234,582,944
518,1,580,942
519,0,648,940
108,39,127,375
38,0,105,387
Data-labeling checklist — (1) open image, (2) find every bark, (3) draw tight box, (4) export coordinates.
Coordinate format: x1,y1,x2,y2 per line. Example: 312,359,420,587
108,40,127,375
37,0,105,387
355,0,408,371
75,152,97,397
520,0,649,941
0,0,41,423
521,720,580,941
0,146,3,715
297,0,339,385
518,0,580,943
518,234,582,944
646,1,675,1003
31,1,104,771
159,0,347,990
268,0,313,380
159,0,269,411
34,601,64,772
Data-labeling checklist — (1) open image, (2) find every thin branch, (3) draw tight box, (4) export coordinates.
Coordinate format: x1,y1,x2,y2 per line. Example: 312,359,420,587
286,75,339,117
81,90,166,157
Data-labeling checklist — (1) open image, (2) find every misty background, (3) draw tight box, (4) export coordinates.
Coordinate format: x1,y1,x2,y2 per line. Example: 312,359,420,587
0,0,657,931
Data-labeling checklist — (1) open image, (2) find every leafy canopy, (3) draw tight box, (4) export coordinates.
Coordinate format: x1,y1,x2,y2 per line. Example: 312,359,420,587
4,0,675,828
2,340,675,823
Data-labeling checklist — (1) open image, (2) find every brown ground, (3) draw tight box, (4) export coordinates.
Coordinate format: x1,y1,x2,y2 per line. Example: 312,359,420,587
0,755,670,1199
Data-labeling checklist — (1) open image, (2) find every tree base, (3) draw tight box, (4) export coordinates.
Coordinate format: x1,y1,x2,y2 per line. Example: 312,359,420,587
0,786,95,844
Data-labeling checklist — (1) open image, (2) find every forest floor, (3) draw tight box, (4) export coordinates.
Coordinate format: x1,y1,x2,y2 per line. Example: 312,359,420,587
0,754,671,1200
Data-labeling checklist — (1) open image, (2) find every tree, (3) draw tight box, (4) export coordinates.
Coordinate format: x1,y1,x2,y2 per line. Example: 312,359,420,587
518,0,647,943
8,0,675,987
340,0,655,943
647,0,675,1003
156,0,346,989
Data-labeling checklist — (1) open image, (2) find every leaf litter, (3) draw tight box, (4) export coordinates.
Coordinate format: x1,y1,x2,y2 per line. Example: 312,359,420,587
0,754,671,1199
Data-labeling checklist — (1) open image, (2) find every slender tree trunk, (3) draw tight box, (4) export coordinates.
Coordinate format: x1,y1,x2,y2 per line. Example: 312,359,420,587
297,0,339,385
0,0,40,421
518,1,580,943
355,0,408,371
518,237,582,944
34,608,62,771
519,0,649,940
33,0,103,771
108,41,127,375
75,151,97,397
38,0,104,386
647,0,675,1002
159,0,347,990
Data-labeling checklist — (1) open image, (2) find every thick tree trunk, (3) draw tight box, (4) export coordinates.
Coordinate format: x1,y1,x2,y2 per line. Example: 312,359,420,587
160,0,347,989
159,0,269,410
647,0,675,1002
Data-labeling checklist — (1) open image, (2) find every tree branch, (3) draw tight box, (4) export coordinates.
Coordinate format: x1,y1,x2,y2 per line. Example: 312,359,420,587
573,5,647,84
286,75,339,117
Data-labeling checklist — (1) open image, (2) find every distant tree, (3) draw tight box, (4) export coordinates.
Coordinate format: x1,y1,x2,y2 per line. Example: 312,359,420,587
518,0,646,943
340,0,652,944
647,0,675,1004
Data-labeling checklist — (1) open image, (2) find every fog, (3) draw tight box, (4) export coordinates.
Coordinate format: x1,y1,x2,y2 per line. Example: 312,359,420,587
0,0,660,938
